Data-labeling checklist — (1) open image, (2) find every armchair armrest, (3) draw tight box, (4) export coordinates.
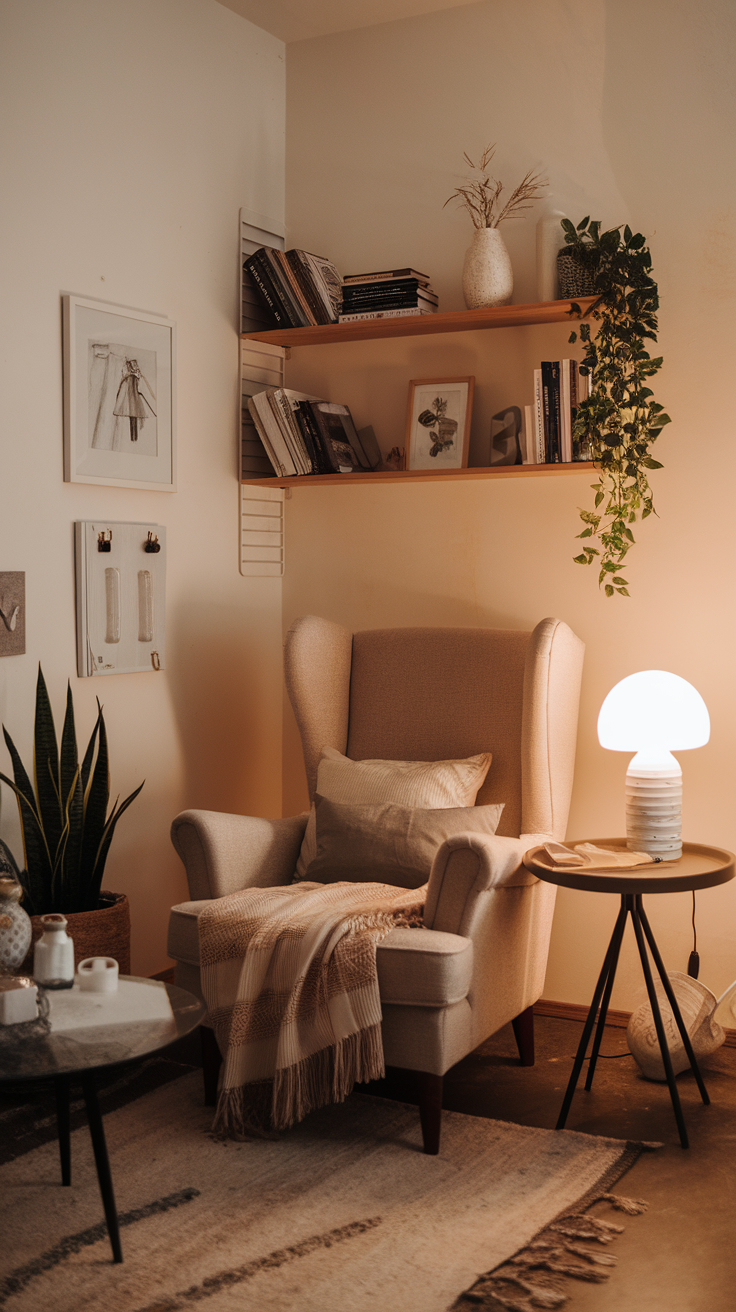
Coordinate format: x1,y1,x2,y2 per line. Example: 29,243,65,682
424,832,551,936
170,809,308,901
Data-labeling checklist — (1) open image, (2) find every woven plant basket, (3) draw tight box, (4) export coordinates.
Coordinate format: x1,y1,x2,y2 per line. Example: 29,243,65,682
557,250,598,298
22,892,131,975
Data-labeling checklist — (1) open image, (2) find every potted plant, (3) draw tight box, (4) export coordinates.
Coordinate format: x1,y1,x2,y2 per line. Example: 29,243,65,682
444,143,546,308
0,667,144,972
564,217,670,597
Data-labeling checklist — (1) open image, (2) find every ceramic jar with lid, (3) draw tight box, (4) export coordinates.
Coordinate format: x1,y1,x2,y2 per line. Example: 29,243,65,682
0,876,33,974
33,914,75,988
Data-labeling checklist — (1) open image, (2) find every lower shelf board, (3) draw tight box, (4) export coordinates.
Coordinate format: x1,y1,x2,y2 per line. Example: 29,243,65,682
240,462,596,488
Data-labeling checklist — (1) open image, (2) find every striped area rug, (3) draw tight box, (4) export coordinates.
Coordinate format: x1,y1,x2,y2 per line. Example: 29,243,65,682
0,1069,651,1311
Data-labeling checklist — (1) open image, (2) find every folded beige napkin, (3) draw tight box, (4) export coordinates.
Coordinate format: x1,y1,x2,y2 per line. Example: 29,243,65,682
542,842,656,870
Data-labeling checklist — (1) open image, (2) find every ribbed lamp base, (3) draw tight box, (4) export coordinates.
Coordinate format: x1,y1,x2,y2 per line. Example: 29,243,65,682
625,764,682,859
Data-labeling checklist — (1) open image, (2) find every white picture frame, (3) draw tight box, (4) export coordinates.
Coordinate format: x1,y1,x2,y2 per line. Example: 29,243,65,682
63,295,176,491
405,376,474,472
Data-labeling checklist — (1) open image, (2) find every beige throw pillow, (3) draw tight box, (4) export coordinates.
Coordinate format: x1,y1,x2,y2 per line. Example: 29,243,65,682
294,747,492,880
305,795,505,888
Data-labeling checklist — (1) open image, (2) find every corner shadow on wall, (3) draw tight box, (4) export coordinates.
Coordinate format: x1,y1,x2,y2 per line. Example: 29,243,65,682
165,597,281,816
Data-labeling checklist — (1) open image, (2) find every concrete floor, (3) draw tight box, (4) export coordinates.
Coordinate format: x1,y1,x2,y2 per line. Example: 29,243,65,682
367,1015,736,1312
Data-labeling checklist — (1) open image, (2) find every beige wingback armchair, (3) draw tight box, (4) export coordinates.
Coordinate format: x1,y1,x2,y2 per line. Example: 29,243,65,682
168,615,584,1153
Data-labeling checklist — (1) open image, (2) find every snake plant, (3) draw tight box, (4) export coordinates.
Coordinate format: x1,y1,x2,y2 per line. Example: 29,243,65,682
0,666,144,914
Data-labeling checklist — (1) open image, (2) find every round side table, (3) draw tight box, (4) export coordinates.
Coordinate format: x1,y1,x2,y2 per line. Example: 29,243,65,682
0,977,205,1262
523,840,735,1148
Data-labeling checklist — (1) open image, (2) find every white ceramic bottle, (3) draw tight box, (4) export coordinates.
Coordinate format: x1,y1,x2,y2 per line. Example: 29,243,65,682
33,914,75,989
536,200,567,302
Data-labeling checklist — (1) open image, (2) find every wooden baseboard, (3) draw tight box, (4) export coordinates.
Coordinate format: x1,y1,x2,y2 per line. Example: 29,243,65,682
535,998,736,1048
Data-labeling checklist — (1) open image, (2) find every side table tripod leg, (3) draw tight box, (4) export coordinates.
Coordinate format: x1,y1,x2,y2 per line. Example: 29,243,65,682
54,1075,71,1186
556,899,628,1131
80,1073,123,1262
637,900,710,1106
631,906,689,1149
585,900,628,1091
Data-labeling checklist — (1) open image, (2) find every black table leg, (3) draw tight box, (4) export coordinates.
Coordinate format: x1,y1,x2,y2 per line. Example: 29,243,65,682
556,897,628,1130
630,900,689,1149
585,897,629,1090
637,898,710,1106
80,1072,123,1262
54,1075,71,1186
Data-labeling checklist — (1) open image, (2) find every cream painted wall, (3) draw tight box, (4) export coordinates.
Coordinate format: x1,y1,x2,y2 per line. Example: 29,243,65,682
284,0,736,1010
0,0,286,974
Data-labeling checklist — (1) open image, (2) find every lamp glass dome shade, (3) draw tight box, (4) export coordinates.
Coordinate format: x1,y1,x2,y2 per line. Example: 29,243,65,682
597,670,710,753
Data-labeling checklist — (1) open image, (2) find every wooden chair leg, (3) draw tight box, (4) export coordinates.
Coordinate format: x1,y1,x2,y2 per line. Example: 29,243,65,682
417,1072,443,1155
200,1025,223,1106
512,1004,535,1067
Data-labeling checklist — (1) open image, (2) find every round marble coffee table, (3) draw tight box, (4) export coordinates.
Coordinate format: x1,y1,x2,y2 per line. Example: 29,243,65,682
0,977,205,1262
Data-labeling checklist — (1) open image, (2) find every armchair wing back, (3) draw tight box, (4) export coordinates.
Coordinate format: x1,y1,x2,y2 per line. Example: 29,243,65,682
284,614,584,841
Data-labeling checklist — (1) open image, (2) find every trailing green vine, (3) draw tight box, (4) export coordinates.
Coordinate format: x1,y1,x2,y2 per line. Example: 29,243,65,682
564,218,670,597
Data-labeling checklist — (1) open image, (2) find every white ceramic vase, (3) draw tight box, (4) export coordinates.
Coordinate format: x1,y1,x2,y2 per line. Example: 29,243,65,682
462,227,513,309
33,913,75,989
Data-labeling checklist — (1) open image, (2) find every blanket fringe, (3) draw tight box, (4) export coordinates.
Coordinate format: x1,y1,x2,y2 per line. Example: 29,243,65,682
273,1024,384,1130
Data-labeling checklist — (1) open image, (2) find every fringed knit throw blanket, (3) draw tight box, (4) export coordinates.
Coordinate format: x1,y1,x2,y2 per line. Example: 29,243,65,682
199,880,426,1139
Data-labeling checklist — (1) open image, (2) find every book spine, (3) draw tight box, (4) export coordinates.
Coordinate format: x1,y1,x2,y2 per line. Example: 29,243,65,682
560,359,572,463
342,269,429,284
338,307,434,322
293,404,324,473
257,249,306,328
272,250,317,327
246,397,286,476
306,403,342,472
533,369,546,463
295,251,341,322
342,278,425,296
541,362,561,463
243,257,289,328
340,296,437,312
270,390,309,473
297,403,332,474
285,251,331,325
341,288,437,306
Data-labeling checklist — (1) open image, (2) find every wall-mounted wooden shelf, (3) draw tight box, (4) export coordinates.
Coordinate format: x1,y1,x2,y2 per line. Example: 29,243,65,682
241,297,597,348
241,462,595,488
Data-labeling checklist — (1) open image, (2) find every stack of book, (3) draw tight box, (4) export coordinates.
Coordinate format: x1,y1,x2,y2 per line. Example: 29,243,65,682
247,389,381,478
523,359,593,464
338,268,438,322
243,247,343,329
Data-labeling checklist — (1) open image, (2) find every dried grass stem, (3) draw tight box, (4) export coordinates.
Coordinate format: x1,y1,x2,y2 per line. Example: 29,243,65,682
444,143,547,229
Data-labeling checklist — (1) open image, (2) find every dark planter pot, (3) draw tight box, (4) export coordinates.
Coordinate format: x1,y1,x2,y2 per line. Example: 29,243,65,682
22,892,131,975
557,250,598,298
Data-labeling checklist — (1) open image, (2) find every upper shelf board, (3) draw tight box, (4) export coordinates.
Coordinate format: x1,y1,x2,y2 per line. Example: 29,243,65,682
240,297,598,348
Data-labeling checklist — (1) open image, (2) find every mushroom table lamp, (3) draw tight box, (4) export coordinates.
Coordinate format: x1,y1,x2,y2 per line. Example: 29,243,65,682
597,671,710,859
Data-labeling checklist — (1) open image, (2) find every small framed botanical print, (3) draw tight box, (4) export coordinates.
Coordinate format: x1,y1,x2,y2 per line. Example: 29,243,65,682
404,376,474,471
63,295,176,491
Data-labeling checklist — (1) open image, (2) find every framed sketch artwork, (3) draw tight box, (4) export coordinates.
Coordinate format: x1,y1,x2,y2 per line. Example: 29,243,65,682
63,296,176,490
405,376,474,471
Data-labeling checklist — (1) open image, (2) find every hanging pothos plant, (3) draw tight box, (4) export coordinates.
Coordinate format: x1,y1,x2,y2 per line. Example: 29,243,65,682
564,217,670,597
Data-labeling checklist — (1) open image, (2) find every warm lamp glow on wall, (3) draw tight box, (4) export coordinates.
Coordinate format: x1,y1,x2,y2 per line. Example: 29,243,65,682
597,671,710,859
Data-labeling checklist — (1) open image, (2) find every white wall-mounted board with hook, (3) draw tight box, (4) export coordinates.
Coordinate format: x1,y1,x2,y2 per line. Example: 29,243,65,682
74,520,166,676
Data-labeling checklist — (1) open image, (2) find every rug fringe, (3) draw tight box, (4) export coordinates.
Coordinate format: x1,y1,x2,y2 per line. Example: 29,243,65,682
451,1190,648,1310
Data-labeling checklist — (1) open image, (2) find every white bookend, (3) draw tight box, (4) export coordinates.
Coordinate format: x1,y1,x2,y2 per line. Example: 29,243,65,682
523,405,537,464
